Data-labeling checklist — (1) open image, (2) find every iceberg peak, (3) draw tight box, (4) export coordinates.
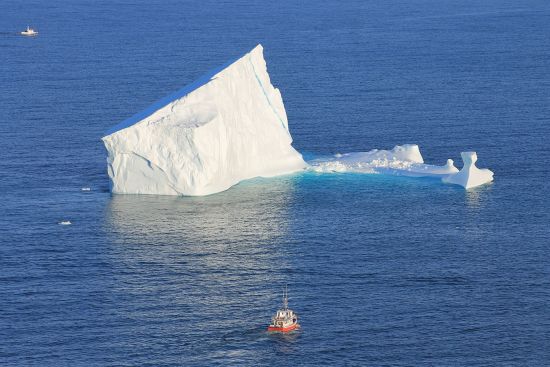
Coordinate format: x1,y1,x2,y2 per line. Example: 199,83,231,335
102,45,306,196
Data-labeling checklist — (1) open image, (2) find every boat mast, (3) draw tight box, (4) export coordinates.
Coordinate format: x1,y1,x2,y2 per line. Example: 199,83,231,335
283,285,288,310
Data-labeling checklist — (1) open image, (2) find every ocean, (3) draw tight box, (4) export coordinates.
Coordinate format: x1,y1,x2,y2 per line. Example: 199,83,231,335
1,0,549,365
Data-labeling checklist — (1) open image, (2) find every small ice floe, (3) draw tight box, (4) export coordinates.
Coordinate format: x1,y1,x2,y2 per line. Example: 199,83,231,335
443,152,494,189
58,220,72,225
81,187,91,191
307,145,494,189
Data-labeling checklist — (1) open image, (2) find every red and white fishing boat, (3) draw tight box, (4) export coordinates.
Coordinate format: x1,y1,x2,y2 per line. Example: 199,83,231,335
267,287,299,333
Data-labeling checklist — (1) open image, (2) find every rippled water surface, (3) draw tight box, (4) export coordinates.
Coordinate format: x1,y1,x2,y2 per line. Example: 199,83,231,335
1,0,550,365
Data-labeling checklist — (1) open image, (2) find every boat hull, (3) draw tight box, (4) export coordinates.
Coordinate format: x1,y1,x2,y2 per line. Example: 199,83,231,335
267,323,299,333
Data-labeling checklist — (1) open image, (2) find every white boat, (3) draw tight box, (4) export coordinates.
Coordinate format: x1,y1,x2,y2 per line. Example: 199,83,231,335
21,26,38,37
267,287,299,332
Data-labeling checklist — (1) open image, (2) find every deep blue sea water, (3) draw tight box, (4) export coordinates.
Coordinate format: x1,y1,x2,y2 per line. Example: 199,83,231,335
1,0,550,365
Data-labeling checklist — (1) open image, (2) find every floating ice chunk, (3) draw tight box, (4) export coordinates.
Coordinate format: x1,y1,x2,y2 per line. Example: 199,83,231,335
325,144,423,166
442,152,493,189
386,144,424,163
309,144,443,175
58,220,72,225
102,44,306,196
309,145,475,185
310,147,494,190
402,159,459,177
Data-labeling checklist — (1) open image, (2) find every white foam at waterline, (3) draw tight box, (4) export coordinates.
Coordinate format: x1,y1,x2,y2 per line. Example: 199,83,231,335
58,220,72,225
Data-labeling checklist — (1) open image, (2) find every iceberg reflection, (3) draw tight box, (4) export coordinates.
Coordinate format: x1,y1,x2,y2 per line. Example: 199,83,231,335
103,175,298,269
464,183,493,210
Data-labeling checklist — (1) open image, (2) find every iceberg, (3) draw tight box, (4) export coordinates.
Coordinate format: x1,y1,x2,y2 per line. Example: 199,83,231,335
308,145,493,189
442,151,494,189
102,45,492,195
308,144,459,177
102,45,306,196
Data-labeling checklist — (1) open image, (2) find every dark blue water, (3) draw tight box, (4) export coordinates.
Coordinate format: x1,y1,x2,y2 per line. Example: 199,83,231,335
1,0,550,365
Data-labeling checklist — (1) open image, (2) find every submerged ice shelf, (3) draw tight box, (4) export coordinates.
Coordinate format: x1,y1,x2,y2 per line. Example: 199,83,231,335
308,144,493,189
102,46,493,195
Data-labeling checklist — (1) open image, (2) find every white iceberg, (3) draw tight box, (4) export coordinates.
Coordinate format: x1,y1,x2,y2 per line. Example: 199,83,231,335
102,44,306,196
443,151,494,189
308,144,459,177
309,145,493,189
